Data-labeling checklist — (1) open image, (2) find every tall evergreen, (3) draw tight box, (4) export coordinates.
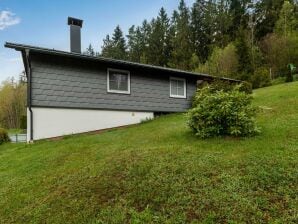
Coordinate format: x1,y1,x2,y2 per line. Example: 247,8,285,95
101,25,127,60
101,34,113,58
169,0,193,70
254,0,285,39
229,0,249,40
235,28,253,77
146,7,171,66
191,0,210,62
84,44,95,56
111,25,127,60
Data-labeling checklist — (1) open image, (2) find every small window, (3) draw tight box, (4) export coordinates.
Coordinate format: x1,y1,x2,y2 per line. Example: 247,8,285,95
107,68,130,94
170,77,186,98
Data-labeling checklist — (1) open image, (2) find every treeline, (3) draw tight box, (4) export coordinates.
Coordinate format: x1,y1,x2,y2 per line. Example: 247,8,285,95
85,0,298,88
0,75,27,129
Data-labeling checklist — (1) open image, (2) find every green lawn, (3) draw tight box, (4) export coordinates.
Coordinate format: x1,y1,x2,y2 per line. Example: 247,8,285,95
0,82,297,224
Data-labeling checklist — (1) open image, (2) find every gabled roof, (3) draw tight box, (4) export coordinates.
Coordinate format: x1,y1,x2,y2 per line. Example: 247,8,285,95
5,42,240,82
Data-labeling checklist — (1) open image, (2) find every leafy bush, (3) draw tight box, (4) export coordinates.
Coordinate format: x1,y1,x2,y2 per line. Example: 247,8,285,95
198,79,252,95
0,128,10,145
252,67,271,88
238,81,252,94
188,86,260,138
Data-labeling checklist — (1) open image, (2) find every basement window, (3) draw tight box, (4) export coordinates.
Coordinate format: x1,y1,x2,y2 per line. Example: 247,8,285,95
107,68,130,94
170,77,186,98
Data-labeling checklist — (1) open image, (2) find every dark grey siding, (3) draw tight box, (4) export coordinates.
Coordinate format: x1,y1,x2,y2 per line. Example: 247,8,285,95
30,54,199,112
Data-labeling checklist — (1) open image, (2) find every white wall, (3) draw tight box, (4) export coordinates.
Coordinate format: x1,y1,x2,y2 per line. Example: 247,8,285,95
27,107,153,141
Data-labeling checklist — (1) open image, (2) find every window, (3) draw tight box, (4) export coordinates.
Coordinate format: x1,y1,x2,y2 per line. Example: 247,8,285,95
170,77,186,98
107,68,130,94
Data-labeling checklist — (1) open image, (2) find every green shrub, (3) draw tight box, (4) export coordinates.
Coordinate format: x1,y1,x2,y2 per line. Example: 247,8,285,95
201,79,252,94
271,76,286,85
188,86,260,138
208,79,234,92
238,81,252,94
252,67,271,88
0,128,10,145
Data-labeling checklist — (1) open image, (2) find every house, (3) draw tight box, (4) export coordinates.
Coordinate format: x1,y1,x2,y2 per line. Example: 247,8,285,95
5,17,238,142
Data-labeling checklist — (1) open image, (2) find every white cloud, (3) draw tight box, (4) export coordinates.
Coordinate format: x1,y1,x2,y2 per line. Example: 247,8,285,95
0,10,20,30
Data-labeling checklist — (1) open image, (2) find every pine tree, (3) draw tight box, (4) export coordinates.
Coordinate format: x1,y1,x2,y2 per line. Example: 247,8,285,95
254,0,284,39
229,0,249,40
168,0,193,70
235,28,253,79
214,0,232,48
139,20,152,64
191,0,207,62
101,26,127,60
84,44,95,56
127,25,147,63
111,25,127,60
146,7,171,66
101,34,113,58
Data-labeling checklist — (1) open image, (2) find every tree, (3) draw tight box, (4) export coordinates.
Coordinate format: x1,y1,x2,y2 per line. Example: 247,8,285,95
214,0,233,48
229,0,250,40
101,34,113,58
101,25,127,60
191,0,211,62
146,7,171,66
254,0,284,39
127,25,143,62
168,0,193,70
260,33,288,78
84,44,95,56
195,43,239,78
235,28,253,79
275,1,297,37
0,79,26,129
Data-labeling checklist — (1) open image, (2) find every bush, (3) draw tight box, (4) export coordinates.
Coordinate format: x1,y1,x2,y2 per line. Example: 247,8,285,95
0,128,10,145
238,81,252,94
199,79,254,95
252,67,271,88
188,85,260,138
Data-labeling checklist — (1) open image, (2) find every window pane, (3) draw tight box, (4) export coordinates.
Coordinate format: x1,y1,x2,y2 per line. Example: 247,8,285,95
170,80,177,95
177,87,184,96
109,71,129,92
177,80,184,89
170,78,185,97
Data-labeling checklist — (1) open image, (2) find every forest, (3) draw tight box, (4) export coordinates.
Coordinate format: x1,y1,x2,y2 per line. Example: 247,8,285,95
85,0,298,88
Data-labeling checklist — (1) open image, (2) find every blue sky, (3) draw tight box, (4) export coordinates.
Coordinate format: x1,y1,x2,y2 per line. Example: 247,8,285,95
0,0,195,82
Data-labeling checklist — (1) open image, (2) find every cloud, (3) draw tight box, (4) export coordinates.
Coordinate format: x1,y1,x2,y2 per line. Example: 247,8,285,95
0,10,20,30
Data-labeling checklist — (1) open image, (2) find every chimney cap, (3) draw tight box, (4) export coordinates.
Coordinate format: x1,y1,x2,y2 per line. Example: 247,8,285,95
67,17,83,27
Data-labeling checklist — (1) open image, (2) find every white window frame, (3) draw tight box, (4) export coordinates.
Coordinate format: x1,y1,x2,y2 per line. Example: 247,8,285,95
107,68,131,94
169,77,187,99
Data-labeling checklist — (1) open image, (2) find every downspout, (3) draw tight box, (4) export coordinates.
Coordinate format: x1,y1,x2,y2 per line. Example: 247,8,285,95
25,49,33,142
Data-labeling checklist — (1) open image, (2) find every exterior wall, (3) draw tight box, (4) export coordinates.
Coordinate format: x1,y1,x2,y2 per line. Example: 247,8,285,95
30,54,198,112
29,107,153,141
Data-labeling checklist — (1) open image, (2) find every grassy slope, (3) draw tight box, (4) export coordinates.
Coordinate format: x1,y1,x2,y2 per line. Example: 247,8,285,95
0,82,297,224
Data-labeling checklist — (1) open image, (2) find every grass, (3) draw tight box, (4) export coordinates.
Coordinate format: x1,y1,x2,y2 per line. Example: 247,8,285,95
0,82,297,223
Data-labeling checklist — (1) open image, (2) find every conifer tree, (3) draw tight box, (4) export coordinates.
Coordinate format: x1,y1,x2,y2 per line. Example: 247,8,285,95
84,44,95,56
101,26,127,60
146,7,171,66
168,0,193,70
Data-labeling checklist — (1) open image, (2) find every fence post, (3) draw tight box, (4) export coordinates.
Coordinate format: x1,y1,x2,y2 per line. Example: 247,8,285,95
16,134,18,143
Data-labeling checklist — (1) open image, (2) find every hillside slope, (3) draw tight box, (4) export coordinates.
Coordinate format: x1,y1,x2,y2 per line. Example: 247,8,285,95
0,82,297,223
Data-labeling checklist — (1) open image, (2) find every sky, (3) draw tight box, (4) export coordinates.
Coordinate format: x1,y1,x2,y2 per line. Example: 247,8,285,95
0,0,195,82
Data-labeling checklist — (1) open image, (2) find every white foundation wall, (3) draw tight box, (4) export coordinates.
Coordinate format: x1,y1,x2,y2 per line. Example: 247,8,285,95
27,107,154,141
